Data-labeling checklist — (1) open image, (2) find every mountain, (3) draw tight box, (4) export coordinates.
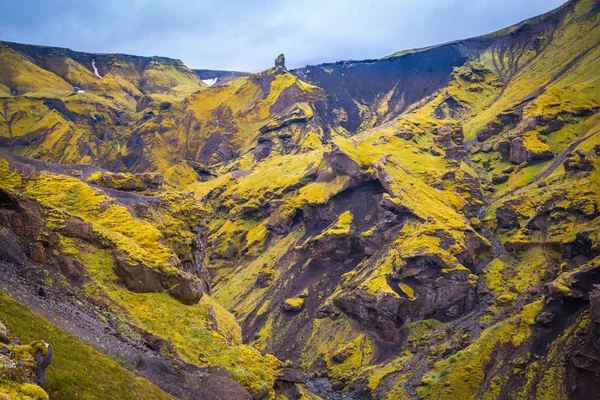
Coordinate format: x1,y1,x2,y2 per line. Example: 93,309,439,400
194,69,252,86
1,0,600,399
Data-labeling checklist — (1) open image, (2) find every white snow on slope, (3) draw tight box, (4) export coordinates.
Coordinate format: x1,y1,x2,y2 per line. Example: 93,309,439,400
202,77,218,86
91,59,102,78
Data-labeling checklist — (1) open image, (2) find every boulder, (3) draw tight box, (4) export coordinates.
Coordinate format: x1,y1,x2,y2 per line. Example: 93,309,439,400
255,266,274,288
283,298,305,312
535,312,555,326
495,201,522,229
564,151,595,174
498,132,554,165
276,368,306,384
491,173,509,184
113,251,205,305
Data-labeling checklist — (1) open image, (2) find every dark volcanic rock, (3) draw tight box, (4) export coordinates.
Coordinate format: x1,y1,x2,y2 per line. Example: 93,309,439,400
275,54,286,69
495,201,522,229
113,251,205,305
476,110,522,142
135,357,253,400
498,136,554,165
564,151,595,174
34,344,53,384
293,42,473,133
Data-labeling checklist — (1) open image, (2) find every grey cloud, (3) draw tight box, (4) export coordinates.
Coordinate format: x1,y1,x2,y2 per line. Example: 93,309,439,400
0,0,566,72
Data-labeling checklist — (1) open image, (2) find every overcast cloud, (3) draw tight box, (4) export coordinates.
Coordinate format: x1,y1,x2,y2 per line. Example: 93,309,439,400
0,0,566,72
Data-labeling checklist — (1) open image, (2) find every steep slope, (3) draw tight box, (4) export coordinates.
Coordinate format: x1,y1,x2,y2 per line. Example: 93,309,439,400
196,0,600,397
0,293,176,400
0,52,328,175
0,153,284,399
291,0,577,135
1,41,206,98
0,0,599,399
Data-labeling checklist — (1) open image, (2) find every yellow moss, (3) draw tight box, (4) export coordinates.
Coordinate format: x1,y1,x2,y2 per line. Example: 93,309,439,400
301,316,374,388
0,379,49,400
163,163,200,189
313,211,353,240
57,234,79,256
398,283,416,300
76,244,280,396
521,131,552,155
284,297,305,308
23,172,176,274
0,159,22,190
0,45,72,95
417,301,542,399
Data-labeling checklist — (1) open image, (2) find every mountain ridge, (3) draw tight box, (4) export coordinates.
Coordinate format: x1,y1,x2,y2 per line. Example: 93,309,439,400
1,0,600,399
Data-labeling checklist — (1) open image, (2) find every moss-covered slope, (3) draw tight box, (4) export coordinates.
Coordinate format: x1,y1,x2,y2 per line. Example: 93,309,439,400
0,0,599,399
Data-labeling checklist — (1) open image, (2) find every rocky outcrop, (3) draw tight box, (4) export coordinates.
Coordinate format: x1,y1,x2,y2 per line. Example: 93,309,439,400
275,54,286,69
283,297,305,312
274,367,306,399
113,251,206,305
497,133,554,165
86,171,164,192
333,290,404,343
564,150,596,174
495,200,524,229
259,105,312,135
0,175,210,306
391,255,477,320
476,109,522,142
0,323,52,397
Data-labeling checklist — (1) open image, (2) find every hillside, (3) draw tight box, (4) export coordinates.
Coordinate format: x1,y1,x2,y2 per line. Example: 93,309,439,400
1,0,600,399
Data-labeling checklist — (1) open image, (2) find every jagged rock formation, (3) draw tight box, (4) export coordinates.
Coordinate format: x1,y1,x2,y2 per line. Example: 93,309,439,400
0,321,52,399
0,0,599,399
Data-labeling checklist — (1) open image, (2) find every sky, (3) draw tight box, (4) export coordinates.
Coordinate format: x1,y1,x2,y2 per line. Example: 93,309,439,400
0,0,566,72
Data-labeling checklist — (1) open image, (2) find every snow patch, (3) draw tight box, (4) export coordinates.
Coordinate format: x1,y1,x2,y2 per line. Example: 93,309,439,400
91,59,102,78
202,77,218,87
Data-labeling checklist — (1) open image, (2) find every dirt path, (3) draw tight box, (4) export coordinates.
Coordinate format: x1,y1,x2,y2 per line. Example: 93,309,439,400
0,260,158,364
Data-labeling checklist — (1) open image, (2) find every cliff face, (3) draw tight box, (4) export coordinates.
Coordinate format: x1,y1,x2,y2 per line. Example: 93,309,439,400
1,0,600,399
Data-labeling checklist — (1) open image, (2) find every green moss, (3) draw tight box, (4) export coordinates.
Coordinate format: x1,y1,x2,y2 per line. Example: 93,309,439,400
23,172,177,274
417,301,542,399
76,244,280,396
0,292,175,400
